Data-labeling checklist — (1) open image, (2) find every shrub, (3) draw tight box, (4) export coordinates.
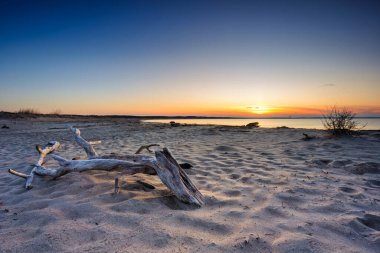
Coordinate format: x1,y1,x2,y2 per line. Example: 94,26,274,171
322,106,363,135
17,108,40,115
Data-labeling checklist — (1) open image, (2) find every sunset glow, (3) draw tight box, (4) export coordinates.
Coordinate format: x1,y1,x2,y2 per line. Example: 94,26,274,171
248,106,270,115
0,1,379,117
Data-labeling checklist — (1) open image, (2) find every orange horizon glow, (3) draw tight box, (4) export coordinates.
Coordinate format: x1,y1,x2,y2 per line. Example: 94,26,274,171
5,104,380,117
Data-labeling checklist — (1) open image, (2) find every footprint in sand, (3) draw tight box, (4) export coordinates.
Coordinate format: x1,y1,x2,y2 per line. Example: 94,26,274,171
214,145,238,152
339,186,357,194
366,180,380,188
225,210,245,219
175,215,233,235
223,189,242,197
329,159,353,168
229,173,240,179
358,214,380,231
350,162,380,175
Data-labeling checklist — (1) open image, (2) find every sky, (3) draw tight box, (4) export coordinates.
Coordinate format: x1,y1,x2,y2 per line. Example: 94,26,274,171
0,0,379,116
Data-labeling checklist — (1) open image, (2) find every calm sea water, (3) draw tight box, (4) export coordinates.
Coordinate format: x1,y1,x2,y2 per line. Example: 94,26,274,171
144,118,380,130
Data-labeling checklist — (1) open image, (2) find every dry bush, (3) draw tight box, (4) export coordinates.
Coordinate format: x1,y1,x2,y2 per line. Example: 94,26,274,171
17,108,40,115
322,106,363,135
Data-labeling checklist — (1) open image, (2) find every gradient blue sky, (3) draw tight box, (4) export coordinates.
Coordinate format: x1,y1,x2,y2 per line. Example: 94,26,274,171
1,0,379,116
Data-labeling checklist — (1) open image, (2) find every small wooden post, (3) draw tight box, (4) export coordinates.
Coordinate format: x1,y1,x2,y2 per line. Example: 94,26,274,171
114,177,120,195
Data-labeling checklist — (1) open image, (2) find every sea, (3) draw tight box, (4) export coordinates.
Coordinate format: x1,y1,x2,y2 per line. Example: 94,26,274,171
144,118,380,130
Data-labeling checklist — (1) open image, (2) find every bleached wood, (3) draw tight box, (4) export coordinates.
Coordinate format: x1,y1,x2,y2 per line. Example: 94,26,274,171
135,144,160,154
44,152,204,206
8,141,61,189
89,140,102,145
70,127,97,158
48,154,156,175
98,154,153,163
153,148,204,206
8,127,204,206
68,126,153,162
8,169,27,179
26,141,61,189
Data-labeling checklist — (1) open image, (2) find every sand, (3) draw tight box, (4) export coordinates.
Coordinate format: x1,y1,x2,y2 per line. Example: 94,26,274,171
0,117,379,253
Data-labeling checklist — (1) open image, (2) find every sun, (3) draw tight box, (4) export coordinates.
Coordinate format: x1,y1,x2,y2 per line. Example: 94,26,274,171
250,105,270,115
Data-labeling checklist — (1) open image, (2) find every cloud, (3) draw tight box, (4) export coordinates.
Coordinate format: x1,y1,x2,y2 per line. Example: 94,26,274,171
320,83,336,87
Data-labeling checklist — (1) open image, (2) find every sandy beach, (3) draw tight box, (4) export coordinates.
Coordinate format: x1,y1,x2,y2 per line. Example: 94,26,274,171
0,117,379,253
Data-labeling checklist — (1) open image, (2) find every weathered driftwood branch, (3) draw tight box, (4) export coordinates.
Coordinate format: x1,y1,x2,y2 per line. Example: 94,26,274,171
70,126,154,163
302,133,315,141
9,141,61,189
8,169,27,179
114,177,120,195
70,127,97,158
48,154,156,177
153,148,204,206
89,140,101,145
8,126,204,206
135,144,160,154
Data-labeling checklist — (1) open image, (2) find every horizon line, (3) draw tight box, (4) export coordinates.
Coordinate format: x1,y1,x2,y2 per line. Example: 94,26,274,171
1,111,380,119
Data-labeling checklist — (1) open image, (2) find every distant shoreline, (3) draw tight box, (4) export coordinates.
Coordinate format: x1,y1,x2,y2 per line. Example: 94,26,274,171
1,111,379,120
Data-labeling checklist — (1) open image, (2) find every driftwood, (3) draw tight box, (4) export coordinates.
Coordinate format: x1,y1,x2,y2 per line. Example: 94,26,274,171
302,133,315,141
9,141,61,189
8,126,204,206
135,144,160,154
114,177,120,194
